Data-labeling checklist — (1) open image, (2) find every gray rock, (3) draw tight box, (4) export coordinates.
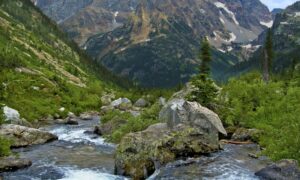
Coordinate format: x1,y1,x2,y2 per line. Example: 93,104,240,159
171,83,197,100
0,156,32,173
0,124,58,147
67,112,76,119
128,110,141,117
255,159,300,180
111,98,132,110
101,94,115,106
79,112,94,120
159,97,166,106
100,105,114,115
159,99,227,135
95,118,127,136
232,128,261,142
134,98,148,108
66,118,78,125
3,106,20,122
115,122,221,179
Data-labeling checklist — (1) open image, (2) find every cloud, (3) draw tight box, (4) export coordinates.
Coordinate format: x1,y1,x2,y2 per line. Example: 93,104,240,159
260,0,299,10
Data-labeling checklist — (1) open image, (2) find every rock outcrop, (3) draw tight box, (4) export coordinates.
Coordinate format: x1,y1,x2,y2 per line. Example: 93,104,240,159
255,159,300,180
0,124,58,148
0,156,32,173
115,99,227,179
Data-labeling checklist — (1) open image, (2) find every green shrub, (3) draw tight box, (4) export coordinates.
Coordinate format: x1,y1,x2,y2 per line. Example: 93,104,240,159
101,110,132,124
0,106,4,124
104,103,161,143
218,72,300,163
187,74,218,108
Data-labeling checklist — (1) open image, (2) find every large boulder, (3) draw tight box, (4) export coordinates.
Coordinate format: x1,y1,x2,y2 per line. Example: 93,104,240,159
0,156,32,173
115,100,227,179
0,124,58,147
111,98,132,110
159,99,227,135
134,98,149,108
115,123,221,179
255,159,300,180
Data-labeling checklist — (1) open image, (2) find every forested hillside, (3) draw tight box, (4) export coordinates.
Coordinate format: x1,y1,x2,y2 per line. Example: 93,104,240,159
0,0,131,122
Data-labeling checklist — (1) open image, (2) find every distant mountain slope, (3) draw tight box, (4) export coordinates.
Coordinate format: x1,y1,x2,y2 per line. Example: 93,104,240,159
223,1,300,80
83,0,271,87
32,0,273,87
0,0,125,121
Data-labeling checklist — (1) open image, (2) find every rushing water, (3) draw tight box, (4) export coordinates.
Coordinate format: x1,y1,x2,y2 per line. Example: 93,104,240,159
1,116,270,180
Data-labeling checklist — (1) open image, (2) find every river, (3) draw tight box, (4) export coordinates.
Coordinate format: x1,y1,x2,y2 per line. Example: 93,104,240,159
1,116,270,180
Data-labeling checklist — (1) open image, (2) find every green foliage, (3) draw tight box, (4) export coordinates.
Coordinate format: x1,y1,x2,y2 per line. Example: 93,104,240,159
262,28,274,83
218,71,300,163
200,38,212,75
0,106,4,124
101,110,132,124
103,103,161,143
187,74,218,108
187,38,218,108
0,137,11,157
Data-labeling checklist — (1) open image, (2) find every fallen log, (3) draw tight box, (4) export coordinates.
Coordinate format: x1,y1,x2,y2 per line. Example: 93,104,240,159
220,139,253,145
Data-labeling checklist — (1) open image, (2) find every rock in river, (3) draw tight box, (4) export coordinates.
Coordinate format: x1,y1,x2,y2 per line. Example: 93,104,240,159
255,159,300,180
0,124,58,148
115,99,227,179
0,156,32,173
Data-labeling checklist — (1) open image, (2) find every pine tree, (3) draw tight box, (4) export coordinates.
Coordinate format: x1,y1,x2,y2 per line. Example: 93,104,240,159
188,37,218,109
199,37,212,78
263,28,273,83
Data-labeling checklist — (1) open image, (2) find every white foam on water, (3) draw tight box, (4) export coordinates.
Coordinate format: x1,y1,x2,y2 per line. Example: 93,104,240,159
50,127,115,147
59,168,125,180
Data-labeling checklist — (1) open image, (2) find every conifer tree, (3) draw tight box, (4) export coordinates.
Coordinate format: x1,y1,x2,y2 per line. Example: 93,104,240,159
199,37,212,78
263,28,273,83
188,37,218,109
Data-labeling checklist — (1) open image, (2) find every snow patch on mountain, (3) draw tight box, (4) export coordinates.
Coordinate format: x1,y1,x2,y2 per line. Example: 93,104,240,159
260,20,273,28
214,2,239,25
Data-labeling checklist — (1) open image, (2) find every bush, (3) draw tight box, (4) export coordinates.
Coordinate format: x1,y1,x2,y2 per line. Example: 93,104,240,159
102,103,161,143
187,74,218,108
218,72,300,163
0,106,4,124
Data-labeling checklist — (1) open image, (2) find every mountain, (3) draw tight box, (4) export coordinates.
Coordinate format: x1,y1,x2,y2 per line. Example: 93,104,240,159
0,0,126,121
83,0,272,87
271,8,284,19
223,1,300,79
32,0,272,87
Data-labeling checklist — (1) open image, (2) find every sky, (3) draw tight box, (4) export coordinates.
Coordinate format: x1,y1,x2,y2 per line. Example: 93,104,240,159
260,0,299,10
